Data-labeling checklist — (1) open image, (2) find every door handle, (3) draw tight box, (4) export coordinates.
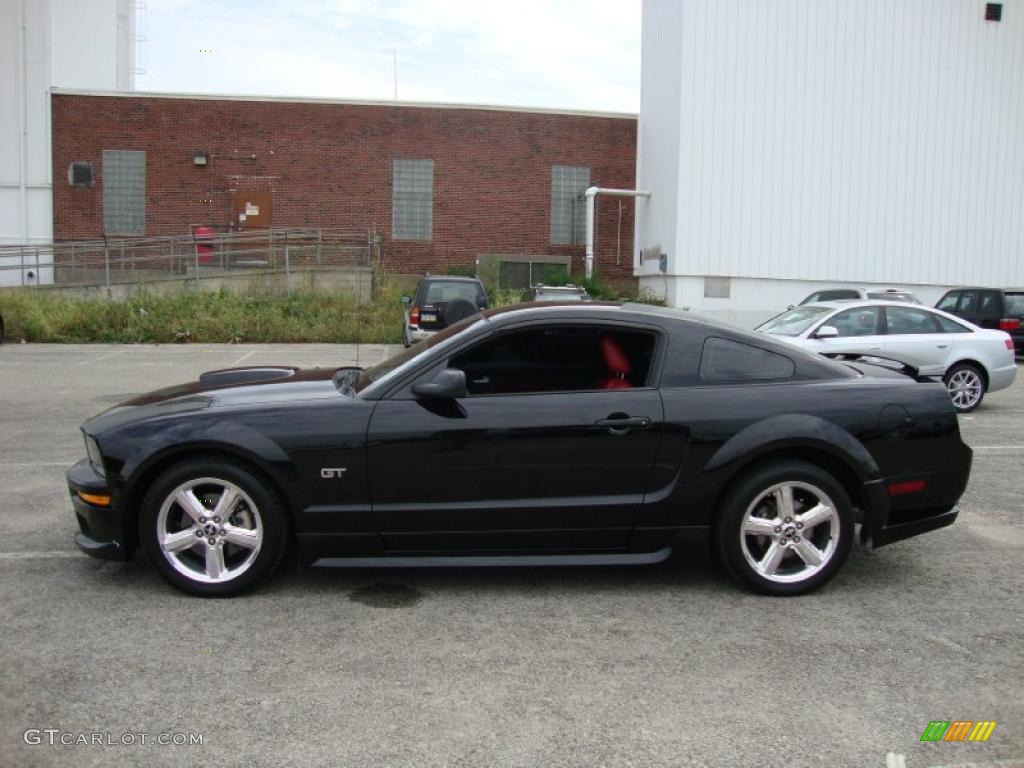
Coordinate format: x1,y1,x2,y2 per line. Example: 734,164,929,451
595,415,652,435
868,346,882,351
937,343,949,349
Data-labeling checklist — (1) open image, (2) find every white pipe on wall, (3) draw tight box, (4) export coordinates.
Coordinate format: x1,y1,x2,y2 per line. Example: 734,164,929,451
584,186,650,280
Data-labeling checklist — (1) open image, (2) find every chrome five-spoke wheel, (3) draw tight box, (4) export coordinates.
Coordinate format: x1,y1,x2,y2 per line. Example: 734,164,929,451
157,478,263,584
141,456,287,596
717,460,853,595
740,481,839,584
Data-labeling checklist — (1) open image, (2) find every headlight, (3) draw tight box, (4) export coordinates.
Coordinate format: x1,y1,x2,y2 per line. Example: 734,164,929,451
84,433,105,475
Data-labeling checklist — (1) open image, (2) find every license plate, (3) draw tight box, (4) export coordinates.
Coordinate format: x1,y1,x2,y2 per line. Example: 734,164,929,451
420,313,437,323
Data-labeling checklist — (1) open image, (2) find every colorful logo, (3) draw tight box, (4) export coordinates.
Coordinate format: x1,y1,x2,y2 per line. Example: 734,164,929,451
920,721,997,742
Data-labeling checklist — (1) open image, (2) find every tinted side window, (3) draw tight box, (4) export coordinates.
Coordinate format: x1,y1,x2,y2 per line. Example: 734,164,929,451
936,292,960,311
450,325,657,395
978,291,1001,316
958,291,978,312
699,337,795,382
828,307,882,337
884,306,939,335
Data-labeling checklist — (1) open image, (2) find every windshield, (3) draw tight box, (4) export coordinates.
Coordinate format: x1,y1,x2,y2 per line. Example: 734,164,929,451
353,314,483,394
423,281,484,304
756,306,831,336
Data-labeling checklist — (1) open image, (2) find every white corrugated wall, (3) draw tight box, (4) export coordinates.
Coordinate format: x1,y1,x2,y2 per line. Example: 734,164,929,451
638,0,1024,292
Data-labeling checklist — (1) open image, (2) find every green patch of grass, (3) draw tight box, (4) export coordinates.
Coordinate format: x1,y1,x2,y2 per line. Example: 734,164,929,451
0,282,410,344
0,270,663,345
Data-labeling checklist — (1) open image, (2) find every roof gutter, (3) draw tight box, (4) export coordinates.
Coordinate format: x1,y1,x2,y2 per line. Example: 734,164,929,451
584,187,651,280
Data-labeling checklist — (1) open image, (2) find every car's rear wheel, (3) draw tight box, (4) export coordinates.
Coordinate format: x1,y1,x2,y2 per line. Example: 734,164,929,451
139,456,288,596
944,362,985,413
716,460,853,595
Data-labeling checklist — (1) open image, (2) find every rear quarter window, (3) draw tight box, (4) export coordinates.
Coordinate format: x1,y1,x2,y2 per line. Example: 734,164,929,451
700,337,795,383
1003,292,1024,316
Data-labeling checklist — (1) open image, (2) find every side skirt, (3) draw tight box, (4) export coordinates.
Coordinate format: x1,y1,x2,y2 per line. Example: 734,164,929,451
311,547,673,569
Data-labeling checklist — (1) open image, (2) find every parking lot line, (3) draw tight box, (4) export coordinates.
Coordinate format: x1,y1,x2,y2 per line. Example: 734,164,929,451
0,551,82,560
76,349,125,366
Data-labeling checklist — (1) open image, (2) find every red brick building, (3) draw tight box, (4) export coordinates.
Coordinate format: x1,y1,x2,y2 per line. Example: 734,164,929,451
51,91,638,282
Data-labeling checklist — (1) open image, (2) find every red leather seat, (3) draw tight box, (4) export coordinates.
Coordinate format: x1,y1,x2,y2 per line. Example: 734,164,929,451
600,335,632,389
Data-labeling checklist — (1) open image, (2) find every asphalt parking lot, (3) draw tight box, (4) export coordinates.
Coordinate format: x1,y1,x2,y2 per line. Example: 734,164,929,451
0,343,1021,768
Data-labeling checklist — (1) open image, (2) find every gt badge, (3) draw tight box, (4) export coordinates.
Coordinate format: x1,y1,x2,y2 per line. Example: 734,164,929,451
321,468,347,479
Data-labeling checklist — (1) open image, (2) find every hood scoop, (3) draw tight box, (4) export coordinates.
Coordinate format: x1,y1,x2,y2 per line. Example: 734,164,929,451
199,366,299,389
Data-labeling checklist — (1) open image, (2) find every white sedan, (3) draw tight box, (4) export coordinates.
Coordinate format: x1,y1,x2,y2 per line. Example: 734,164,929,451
756,300,1017,412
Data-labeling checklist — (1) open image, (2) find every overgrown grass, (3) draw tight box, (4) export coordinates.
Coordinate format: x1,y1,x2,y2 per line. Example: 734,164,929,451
0,271,661,344
0,284,409,344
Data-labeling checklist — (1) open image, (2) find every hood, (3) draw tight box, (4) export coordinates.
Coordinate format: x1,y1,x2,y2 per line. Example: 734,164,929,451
84,365,356,435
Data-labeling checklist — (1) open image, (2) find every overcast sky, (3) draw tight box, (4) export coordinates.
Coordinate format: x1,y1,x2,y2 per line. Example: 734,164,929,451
135,0,641,113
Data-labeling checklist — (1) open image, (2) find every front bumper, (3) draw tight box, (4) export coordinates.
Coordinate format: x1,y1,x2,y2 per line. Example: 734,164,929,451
67,459,129,562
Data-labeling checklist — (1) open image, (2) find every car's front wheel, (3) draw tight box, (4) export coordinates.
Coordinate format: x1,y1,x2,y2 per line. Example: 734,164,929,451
944,362,985,413
139,456,289,596
716,460,853,595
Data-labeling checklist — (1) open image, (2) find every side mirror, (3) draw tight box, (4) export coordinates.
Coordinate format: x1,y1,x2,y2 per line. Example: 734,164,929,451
787,304,795,311
400,295,412,305
814,325,839,339
411,368,467,400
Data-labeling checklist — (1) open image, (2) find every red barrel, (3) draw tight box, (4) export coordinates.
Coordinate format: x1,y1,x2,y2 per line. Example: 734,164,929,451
194,225,215,264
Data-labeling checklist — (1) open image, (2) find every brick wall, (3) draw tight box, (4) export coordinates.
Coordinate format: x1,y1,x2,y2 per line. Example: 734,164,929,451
51,93,638,281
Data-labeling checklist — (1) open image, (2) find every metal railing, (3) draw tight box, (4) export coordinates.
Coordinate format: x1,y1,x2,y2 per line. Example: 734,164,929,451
0,227,376,294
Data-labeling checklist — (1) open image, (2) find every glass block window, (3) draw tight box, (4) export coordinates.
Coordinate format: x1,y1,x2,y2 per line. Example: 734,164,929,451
102,150,146,236
550,165,590,245
392,159,434,241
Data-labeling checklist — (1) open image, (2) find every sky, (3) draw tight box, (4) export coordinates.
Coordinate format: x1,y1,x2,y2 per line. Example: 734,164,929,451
135,0,641,113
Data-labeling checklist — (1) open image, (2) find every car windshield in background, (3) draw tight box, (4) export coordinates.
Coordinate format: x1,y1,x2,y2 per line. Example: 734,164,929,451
756,306,831,336
1006,292,1024,316
800,290,859,304
866,291,916,302
354,314,481,393
424,282,482,304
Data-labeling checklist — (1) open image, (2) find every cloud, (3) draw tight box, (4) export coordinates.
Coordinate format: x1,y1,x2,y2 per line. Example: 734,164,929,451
135,0,640,112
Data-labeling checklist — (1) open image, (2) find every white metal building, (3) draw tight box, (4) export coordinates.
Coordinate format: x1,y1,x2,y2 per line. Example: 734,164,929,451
635,0,1024,326
0,0,136,285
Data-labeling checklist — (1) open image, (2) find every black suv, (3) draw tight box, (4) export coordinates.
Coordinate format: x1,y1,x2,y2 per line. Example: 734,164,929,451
936,288,1024,353
401,276,489,346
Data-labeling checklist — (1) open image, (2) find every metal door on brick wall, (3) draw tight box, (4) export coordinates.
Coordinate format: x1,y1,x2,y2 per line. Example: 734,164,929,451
232,191,272,228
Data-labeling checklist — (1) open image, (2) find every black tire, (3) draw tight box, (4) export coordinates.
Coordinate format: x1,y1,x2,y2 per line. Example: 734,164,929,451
139,455,289,597
943,362,986,413
715,459,854,596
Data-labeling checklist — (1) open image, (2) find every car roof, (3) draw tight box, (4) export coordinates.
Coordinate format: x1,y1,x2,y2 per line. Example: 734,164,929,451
801,299,935,311
420,275,482,283
942,286,1024,293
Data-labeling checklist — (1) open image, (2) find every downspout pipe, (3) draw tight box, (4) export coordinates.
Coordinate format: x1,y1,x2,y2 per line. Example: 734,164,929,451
584,186,650,280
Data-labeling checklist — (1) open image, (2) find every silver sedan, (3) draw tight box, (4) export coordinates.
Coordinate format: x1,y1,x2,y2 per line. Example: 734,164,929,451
757,300,1017,412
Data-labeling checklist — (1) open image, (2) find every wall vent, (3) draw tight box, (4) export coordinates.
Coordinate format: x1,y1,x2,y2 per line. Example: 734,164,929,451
985,3,1003,22
68,162,94,187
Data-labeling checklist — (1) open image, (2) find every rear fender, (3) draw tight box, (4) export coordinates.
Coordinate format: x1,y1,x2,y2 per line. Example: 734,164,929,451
704,413,881,482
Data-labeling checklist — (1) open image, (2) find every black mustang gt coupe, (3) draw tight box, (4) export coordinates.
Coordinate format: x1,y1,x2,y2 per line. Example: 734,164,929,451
68,302,972,597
